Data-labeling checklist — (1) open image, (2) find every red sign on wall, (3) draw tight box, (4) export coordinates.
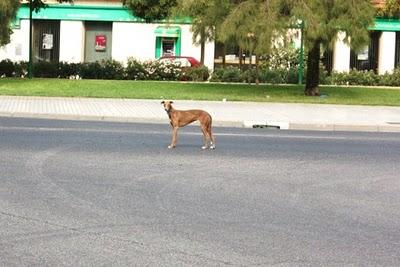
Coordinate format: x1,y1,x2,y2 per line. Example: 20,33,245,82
95,35,106,51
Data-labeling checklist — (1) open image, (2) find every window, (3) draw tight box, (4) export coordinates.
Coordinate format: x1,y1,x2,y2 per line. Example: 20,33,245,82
162,38,175,56
33,20,60,62
350,31,381,71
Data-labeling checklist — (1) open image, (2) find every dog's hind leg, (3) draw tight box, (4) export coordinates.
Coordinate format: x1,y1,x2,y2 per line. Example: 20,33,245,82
208,123,216,150
201,125,209,150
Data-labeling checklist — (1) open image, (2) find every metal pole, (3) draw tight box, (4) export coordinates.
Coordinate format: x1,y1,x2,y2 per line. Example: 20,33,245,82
28,0,33,79
298,21,304,85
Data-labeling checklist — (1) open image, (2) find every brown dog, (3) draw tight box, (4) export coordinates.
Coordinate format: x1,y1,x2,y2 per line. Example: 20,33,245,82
161,101,215,149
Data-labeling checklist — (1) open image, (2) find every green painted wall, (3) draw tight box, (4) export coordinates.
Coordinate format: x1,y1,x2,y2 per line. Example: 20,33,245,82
15,4,192,24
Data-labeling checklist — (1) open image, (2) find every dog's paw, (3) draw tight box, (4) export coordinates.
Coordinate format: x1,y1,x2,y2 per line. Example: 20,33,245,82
168,145,175,149
201,146,208,150
209,145,216,150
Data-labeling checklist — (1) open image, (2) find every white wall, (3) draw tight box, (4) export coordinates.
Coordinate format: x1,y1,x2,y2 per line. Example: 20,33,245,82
0,19,30,62
59,21,84,63
112,22,157,64
332,32,351,73
378,31,396,74
2,20,215,70
112,22,214,69
180,24,215,70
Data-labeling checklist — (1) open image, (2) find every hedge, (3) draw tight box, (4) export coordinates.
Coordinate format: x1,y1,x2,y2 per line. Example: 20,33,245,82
2,58,400,86
0,59,210,81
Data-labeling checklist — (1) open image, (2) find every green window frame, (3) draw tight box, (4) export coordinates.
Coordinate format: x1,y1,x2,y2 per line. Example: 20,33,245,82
154,26,181,58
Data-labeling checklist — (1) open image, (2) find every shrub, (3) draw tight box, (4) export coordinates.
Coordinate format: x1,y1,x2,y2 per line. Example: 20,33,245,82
210,68,225,82
240,68,259,83
33,61,60,78
58,62,81,78
211,66,299,84
222,66,242,82
379,68,400,86
0,59,15,77
150,60,181,81
126,58,182,81
329,69,379,86
125,58,147,80
14,61,28,77
184,66,210,81
79,62,103,79
259,45,300,70
259,69,286,84
101,59,125,80
210,67,242,83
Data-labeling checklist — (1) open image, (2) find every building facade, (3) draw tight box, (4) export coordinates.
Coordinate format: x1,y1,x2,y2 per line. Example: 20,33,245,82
332,23,400,74
2,0,400,74
0,1,215,69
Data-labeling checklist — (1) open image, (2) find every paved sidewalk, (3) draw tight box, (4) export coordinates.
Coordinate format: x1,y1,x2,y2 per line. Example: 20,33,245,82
0,95,400,132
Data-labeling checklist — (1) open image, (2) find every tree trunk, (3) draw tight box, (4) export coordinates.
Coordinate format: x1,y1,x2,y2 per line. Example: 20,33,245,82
305,40,321,96
239,48,243,69
200,40,205,65
222,43,226,68
199,27,206,65
255,54,260,85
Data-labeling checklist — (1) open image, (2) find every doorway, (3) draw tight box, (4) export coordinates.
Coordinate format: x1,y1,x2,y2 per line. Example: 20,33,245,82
84,21,112,62
33,20,60,62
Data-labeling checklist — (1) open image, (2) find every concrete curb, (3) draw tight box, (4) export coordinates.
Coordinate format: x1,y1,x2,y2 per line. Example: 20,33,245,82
289,123,400,132
2,112,400,133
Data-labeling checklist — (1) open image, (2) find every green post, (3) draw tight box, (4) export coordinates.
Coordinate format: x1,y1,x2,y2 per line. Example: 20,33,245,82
298,21,304,85
28,0,33,79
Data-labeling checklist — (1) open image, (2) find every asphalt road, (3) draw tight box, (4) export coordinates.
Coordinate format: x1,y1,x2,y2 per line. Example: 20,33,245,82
1,117,400,266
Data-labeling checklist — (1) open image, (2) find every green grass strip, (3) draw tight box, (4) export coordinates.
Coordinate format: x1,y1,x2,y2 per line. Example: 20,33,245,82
0,78,400,106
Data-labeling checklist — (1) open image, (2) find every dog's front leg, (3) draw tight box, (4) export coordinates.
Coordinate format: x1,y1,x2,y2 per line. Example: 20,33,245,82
168,126,179,149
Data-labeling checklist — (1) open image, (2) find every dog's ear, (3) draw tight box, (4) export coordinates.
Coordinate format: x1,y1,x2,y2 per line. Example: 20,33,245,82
161,101,165,104
170,101,174,104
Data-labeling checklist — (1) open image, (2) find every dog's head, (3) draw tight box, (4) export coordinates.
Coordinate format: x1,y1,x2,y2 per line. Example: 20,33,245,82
161,100,174,112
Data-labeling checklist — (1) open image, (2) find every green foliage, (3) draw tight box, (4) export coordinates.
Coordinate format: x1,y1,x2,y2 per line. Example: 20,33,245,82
209,68,225,82
126,58,181,81
58,62,80,78
15,61,28,77
122,0,177,22
175,0,230,45
183,66,210,81
210,66,298,84
219,0,284,56
0,0,20,46
260,45,300,70
6,58,400,88
286,0,375,51
210,66,242,83
380,68,400,86
79,60,125,80
125,58,147,80
240,68,259,84
259,69,287,84
33,61,60,78
0,60,28,78
100,60,125,80
328,69,379,86
376,0,400,18
2,78,400,106
0,59,15,77
1,0,73,47
79,62,103,79
142,60,182,81
326,68,400,87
